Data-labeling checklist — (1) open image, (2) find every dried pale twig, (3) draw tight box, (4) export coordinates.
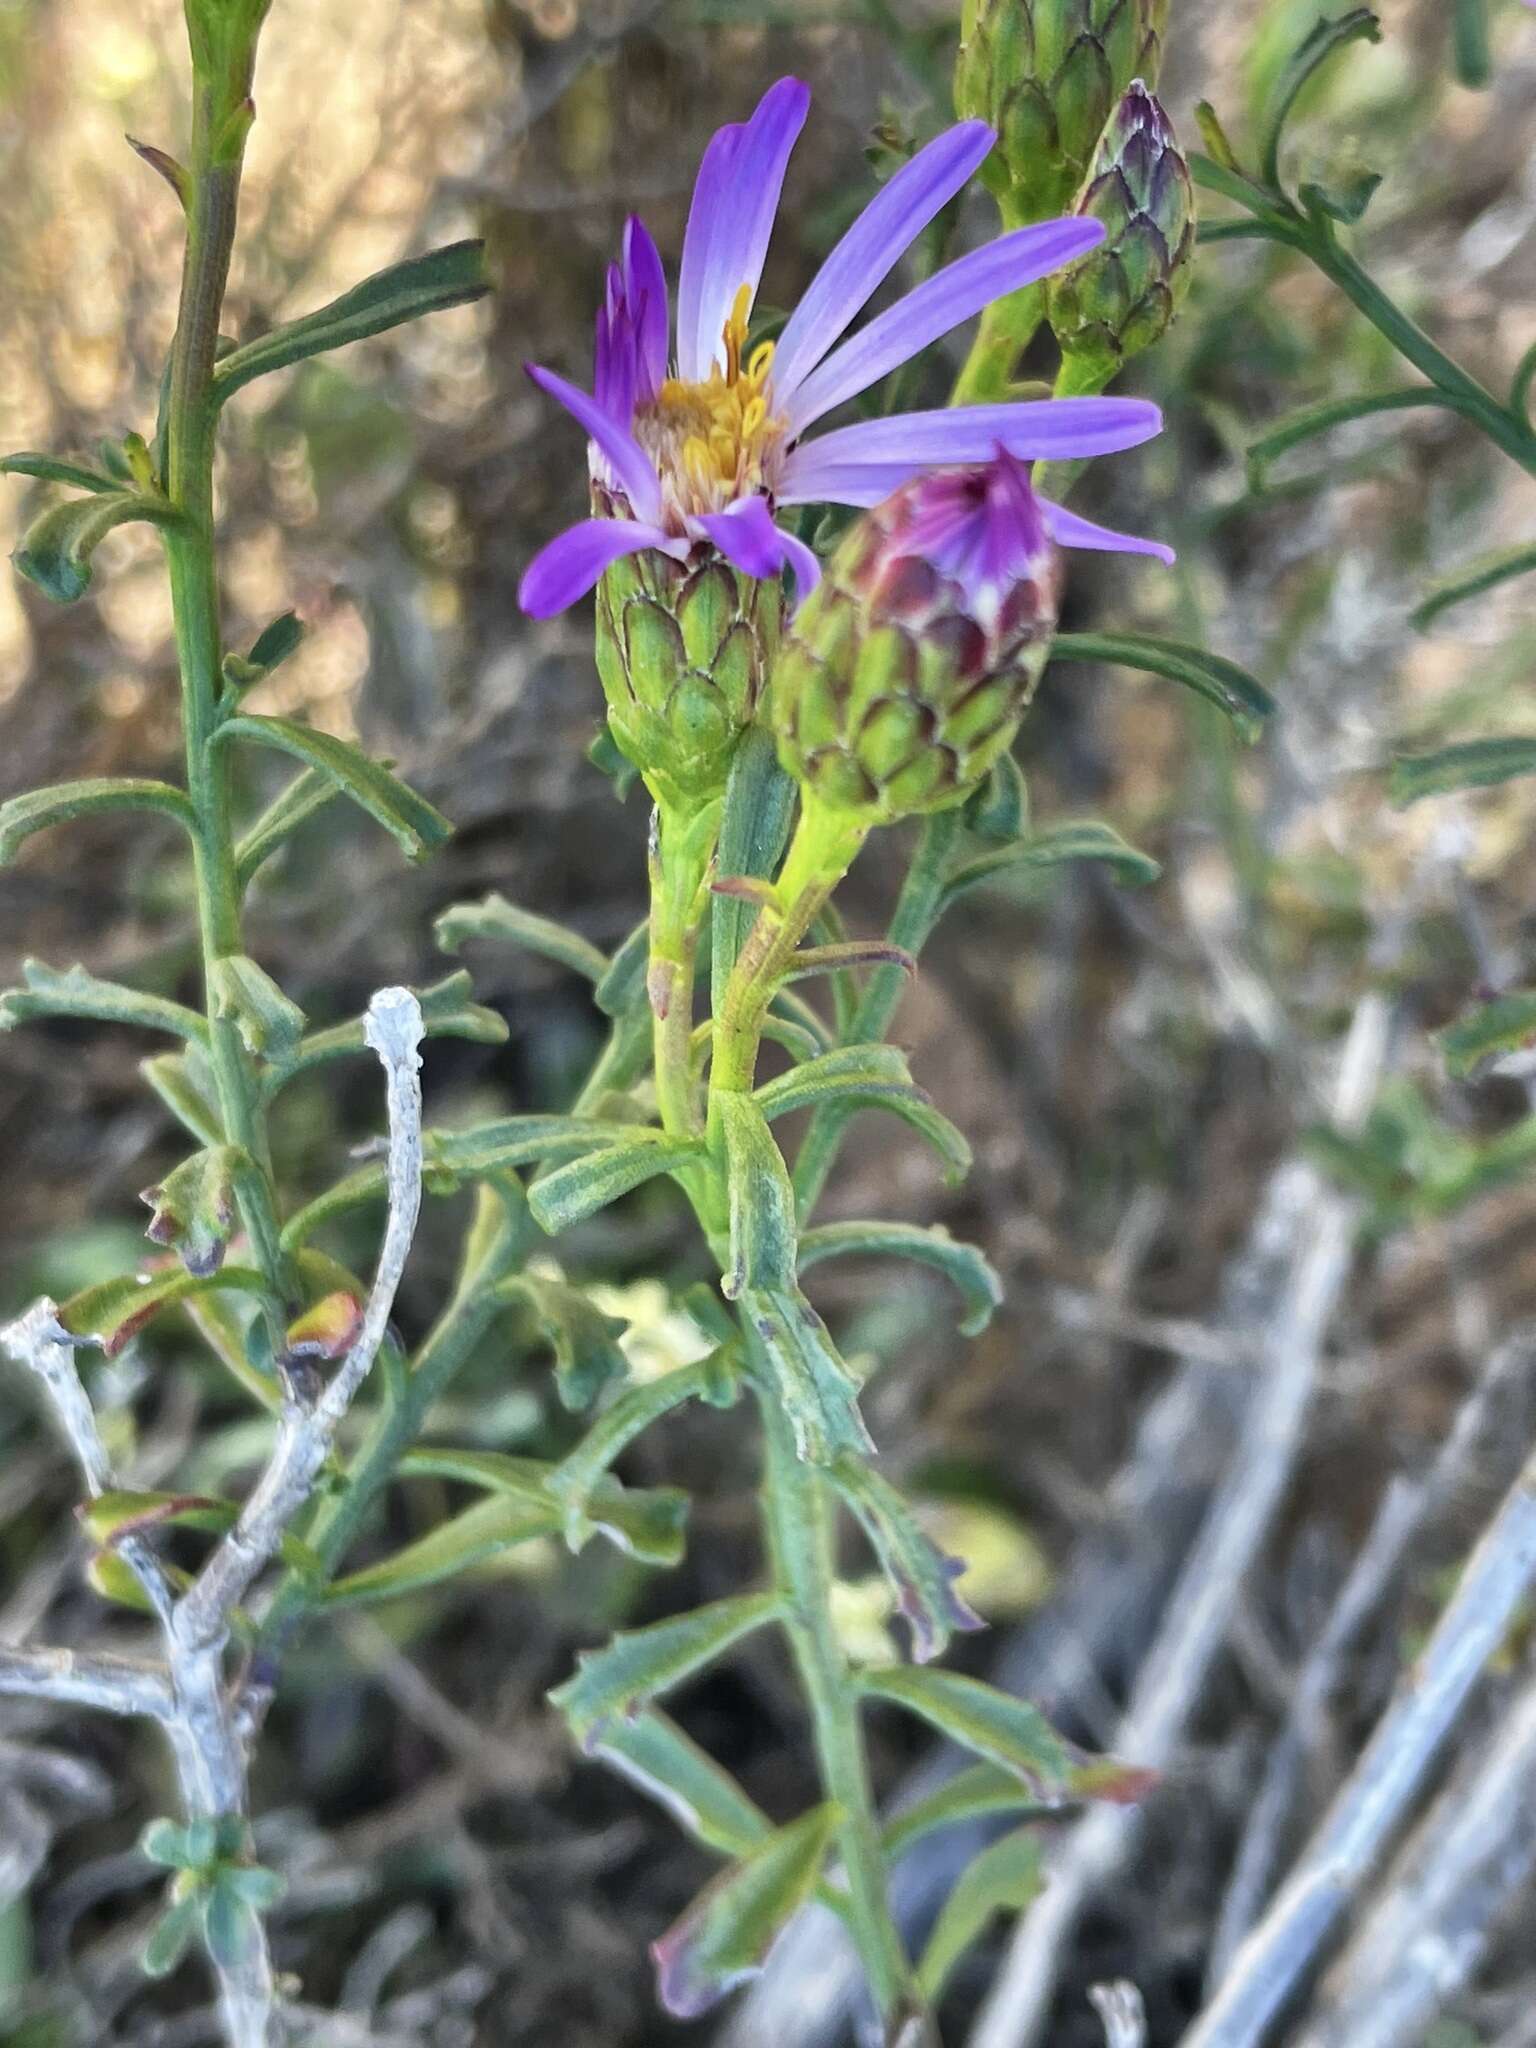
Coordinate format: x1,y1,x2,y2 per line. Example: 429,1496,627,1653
967,994,1392,2048
0,988,425,2048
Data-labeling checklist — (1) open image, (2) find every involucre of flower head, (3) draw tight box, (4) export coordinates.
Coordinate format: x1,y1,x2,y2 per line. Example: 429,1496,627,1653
1046,82,1194,380
954,0,1168,227
770,451,1063,826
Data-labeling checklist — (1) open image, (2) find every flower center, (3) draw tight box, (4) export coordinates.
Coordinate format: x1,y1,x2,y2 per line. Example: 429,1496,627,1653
641,283,787,514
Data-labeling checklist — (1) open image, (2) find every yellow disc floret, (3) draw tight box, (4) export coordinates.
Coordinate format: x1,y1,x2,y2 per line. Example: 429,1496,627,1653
641,282,787,515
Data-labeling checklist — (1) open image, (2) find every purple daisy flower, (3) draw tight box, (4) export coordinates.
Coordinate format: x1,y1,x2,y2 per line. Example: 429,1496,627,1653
519,78,1173,619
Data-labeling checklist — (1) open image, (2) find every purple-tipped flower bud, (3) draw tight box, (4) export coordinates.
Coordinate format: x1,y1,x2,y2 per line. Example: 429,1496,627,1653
770,451,1061,825
954,0,1168,227
1046,82,1195,380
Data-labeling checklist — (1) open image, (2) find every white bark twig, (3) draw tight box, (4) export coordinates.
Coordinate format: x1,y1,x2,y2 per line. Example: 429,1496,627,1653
1177,1424,1536,2048
0,1645,174,1721
967,995,1391,2048
0,987,426,2048
1292,1664,1536,2048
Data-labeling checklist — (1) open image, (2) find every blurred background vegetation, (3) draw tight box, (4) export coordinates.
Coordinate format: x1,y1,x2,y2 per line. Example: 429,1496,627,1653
2,0,1536,2042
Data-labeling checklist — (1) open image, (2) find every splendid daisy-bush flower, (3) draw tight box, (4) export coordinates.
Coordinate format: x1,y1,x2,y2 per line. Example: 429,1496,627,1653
517,76,1173,622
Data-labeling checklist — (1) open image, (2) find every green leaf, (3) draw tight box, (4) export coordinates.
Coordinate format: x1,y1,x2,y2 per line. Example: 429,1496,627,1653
142,1894,201,1978
715,1092,798,1296
59,1263,269,1357
140,1144,249,1275
1390,737,1536,806
1188,148,1286,220
0,778,193,864
399,1446,689,1567
222,610,303,691
1410,544,1536,631
739,1284,874,1466
434,892,609,984
0,959,208,1045
266,971,507,1099
526,1130,703,1236
142,1048,225,1146
942,821,1161,907
1437,991,1536,1079
884,1763,1060,1860
81,1489,319,1578
213,241,488,403
963,752,1030,843
1298,167,1382,225
1,451,122,494
201,1884,262,1972
1245,388,1469,497
140,1817,196,1868
323,1492,557,1606
857,1667,1074,1794
799,1221,1003,1338
712,727,796,1014
918,1826,1043,2004
209,954,306,1063
753,1044,972,1185
594,920,651,1021
831,1458,981,1665
1260,7,1382,193
652,1804,840,2020
1049,632,1275,741
549,1591,783,1749
234,768,339,888
213,713,451,863
506,1274,630,1411
590,1710,772,1859
548,1351,737,1551
13,488,181,603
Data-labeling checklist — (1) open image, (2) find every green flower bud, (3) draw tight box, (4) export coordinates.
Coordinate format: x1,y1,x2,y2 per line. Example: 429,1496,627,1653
955,0,1168,226
771,453,1061,827
594,497,784,814
1046,82,1195,380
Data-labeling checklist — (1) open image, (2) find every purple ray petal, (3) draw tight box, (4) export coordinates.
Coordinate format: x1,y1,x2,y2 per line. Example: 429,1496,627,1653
621,216,669,403
676,78,810,382
1041,497,1176,564
593,269,637,425
518,517,680,617
693,496,821,603
526,363,662,524
771,120,996,404
782,219,1105,434
779,398,1162,505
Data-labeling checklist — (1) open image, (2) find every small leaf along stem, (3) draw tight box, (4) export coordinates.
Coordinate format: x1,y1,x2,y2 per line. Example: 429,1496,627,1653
161,27,290,1318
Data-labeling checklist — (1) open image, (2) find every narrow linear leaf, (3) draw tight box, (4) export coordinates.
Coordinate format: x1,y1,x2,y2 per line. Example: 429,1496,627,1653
712,726,797,1014
234,768,339,888
883,1762,1061,1860
1390,737,1536,806
716,1091,798,1297
209,954,306,1063
1050,631,1274,741
550,1591,783,1748
594,921,652,1021
1,451,122,494
140,1144,249,1276
213,241,488,403
222,610,304,692
398,1445,690,1567
740,1285,874,1466
434,892,609,984
14,489,182,603
80,1490,318,1577
426,1112,641,1186
857,1667,1074,1796
527,1131,703,1236
651,1804,840,2020
1437,991,1536,1079
1260,6,1382,193
755,1044,972,1186
548,1351,736,1551
0,959,208,1045
213,713,451,863
1411,544,1536,631
0,779,193,865
593,1710,772,1860
942,820,1161,908
323,1492,557,1606
918,1827,1044,2004
142,1050,224,1146
266,972,506,1098
1245,389,1469,497
142,1895,201,1979
59,1264,270,1357
505,1274,630,1411
799,1221,1002,1338
831,1458,982,1665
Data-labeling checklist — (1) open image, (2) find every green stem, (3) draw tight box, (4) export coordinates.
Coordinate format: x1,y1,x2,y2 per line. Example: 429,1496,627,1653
752,1374,918,2028
792,808,963,1217
950,282,1046,407
649,805,714,1138
1300,223,1536,477
162,77,289,1308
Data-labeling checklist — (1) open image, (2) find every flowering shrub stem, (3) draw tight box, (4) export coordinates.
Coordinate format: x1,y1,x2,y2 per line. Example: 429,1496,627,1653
950,283,1047,406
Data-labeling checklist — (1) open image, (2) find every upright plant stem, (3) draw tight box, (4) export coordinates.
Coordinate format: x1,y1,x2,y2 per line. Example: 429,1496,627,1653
753,1375,917,2030
162,76,288,1305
